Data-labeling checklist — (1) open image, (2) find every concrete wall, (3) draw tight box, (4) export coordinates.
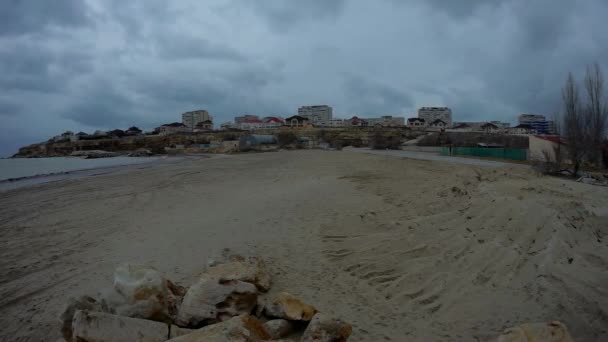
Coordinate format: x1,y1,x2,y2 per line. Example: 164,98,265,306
528,135,568,163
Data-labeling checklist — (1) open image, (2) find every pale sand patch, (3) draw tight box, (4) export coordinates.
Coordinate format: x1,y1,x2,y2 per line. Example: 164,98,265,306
0,150,606,341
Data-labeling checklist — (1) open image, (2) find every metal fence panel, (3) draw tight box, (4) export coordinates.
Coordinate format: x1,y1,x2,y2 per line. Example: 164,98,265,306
440,147,527,160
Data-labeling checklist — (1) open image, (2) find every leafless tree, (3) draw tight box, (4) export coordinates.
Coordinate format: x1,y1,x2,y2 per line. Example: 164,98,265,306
562,72,585,176
583,63,608,165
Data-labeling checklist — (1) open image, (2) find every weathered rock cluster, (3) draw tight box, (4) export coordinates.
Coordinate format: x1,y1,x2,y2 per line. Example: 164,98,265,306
60,255,352,342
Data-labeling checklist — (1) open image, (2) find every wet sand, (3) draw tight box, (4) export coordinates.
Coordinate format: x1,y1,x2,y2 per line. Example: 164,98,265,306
0,150,606,341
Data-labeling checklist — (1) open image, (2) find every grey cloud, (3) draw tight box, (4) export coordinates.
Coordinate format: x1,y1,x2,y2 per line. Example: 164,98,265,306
343,75,414,115
62,81,136,128
2,0,608,156
0,39,92,93
155,34,246,61
240,0,346,31
0,0,89,36
422,0,501,17
0,100,22,117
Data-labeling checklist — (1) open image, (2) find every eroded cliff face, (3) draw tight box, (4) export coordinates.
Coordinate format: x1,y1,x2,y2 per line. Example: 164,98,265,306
12,133,246,158
13,128,419,157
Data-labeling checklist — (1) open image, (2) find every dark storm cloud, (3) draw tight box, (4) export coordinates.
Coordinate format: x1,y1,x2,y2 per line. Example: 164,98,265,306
343,75,414,115
0,100,22,117
155,34,246,61
241,0,347,31
62,81,136,128
422,0,500,17
130,62,287,120
1,0,608,157
0,38,92,93
0,0,89,36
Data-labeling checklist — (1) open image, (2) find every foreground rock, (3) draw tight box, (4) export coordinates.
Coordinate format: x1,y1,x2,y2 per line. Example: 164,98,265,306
496,321,573,342
168,314,270,341
301,313,353,342
264,292,317,321
176,274,258,327
263,319,295,340
100,264,181,322
72,310,168,342
206,255,272,292
60,296,103,341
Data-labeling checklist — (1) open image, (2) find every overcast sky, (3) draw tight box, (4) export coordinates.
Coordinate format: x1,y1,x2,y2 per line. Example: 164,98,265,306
1,0,608,156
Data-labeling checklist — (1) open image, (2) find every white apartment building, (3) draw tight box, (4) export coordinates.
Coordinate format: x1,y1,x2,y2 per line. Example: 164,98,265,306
518,114,553,134
182,110,212,129
417,107,452,127
297,105,333,126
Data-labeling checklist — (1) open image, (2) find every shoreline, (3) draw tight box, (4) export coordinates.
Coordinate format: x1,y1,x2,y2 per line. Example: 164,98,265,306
0,155,208,192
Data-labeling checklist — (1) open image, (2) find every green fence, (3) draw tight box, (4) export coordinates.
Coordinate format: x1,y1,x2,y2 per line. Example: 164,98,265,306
440,147,527,161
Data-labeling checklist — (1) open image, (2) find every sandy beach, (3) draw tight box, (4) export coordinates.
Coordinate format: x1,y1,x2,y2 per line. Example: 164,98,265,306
0,150,607,341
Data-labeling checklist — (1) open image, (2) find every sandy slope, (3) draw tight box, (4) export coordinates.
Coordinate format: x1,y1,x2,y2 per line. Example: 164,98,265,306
0,150,606,341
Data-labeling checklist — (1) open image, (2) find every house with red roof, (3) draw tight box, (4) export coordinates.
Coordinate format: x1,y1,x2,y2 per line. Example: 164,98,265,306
261,116,285,128
346,116,369,127
237,117,264,130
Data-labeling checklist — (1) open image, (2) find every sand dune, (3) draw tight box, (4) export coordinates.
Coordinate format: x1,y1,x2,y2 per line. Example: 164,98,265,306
0,150,606,341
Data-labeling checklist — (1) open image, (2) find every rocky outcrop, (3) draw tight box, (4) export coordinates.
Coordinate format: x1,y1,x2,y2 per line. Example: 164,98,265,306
176,275,258,327
60,254,352,342
301,313,353,342
205,255,272,292
168,314,270,341
72,310,169,342
263,319,295,340
100,264,182,322
496,321,573,342
71,150,118,158
264,292,317,321
60,295,103,341
128,148,154,157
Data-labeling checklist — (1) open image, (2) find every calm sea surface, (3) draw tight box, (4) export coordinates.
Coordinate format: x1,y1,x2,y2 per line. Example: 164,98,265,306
0,157,161,181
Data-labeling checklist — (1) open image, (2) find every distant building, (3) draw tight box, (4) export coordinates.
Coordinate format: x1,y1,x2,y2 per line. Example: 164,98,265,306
407,117,426,128
297,105,333,126
451,121,509,132
364,115,405,127
235,115,260,124
490,121,511,129
509,124,536,135
125,126,143,136
518,114,553,134
238,117,264,130
417,107,452,127
480,122,500,133
220,122,237,130
450,123,473,132
428,119,447,129
285,115,310,127
159,122,189,135
194,120,213,131
346,116,368,127
261,117,285,128
327,119,345,127
182,110,212,129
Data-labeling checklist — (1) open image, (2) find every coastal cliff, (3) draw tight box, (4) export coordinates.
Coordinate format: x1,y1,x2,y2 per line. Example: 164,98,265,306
12,128,419,158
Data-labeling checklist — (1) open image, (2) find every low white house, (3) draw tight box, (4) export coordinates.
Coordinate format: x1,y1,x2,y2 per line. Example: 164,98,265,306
428,119,447,129
407,118,426,128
